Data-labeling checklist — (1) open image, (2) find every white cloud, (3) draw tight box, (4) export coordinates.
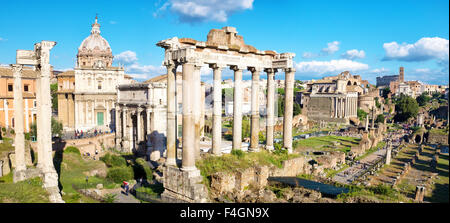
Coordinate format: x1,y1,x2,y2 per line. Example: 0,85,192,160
109,21,117,25
302,41,340,59
368,67,389,74
155,0,254,23
295,59,369,76
302,52,318,59
341,49,366,60
0,37,7,41
321,41,340,55
383,37,449,63
114,51,138,65
113,50,166,80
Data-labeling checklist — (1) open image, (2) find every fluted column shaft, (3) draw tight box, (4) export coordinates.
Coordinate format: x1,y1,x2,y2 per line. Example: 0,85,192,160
181,62,196,171
232,66,244,150
211,64,224,155
12,64,26,175
137,108,143,143
166,62,177,166
250,67,261,151
283,68,295,153
265,69,275,151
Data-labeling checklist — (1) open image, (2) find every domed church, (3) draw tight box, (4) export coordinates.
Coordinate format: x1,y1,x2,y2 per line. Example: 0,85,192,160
57,16,134,131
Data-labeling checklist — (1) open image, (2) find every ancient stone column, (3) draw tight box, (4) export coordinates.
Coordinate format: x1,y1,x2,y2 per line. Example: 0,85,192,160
365,114,369,131
210,64,224,156
371,108,375,128
265,68,276,151
35,66,44,169
115,106,122,149
385,142,392,165
12,64,26,182
231,65,244,150
193,65,202,160
165,62,177,166
122,107,128,152
137,107,143,143
249,67,261,152
283,68,295,153
181,62,196,171
38,41,62,203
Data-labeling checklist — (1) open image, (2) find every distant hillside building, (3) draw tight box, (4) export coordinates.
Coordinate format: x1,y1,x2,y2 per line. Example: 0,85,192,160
376,67,404,94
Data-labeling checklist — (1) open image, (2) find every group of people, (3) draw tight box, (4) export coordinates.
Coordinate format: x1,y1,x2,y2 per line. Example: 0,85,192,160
73,128,110,139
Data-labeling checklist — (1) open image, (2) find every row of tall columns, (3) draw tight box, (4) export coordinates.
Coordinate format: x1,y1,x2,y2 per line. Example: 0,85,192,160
332,97,359,118
164,61,296,171
12,64,26,181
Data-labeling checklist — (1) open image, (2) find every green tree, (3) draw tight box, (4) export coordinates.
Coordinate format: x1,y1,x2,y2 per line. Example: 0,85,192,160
277,98,284,117
375,114,385,123
51,117,63,137
293,102,301,116
50,83,58,112
382,87,391,99
375,97,381,108
416,92,431,106
394,94,419,122
357,108,368,121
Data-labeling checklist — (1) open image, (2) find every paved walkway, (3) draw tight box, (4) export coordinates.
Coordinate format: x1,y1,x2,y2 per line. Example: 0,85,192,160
333,147,386,184
104,187,141,203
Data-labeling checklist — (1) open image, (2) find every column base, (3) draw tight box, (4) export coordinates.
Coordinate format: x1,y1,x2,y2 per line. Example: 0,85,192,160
265,145,274,151
248,147,260,152
13,169,27,183
165,157,177,167
162,166,208,203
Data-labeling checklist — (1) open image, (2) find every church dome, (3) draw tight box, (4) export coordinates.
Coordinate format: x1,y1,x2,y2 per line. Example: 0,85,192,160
77,16,113,68
78,16,111,53
79,33,111,52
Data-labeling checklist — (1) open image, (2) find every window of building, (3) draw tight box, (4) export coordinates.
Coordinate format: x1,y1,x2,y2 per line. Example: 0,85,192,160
24,85,29,92
8,84,13,92
33,100,37,107
98,81,102,90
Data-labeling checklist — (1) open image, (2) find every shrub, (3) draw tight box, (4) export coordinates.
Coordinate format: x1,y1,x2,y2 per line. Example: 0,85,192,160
106,166,134,183
10,129,15,135
231,149,245,158
103,193,117,203
1,127,5,132
134,158,153,180
64,146,81,156
100,153,127,167
24,133,30,140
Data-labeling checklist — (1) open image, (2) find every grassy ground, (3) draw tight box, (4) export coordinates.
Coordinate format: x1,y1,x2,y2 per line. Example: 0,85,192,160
337,184,412,203
0,173,50,203
294,135,360,154
324,164,349,178
57,150,119,203
428,151,449,203
0,137,14,158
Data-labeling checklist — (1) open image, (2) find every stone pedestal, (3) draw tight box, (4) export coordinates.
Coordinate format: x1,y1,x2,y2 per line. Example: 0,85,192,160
161,166,209,203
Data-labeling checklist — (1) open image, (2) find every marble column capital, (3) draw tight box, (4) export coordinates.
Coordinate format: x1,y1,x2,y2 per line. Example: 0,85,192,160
229,65,246,71
249,67,263,74
284,68,296,73
264,68,277,74
209,63,227,70
10,64,23,75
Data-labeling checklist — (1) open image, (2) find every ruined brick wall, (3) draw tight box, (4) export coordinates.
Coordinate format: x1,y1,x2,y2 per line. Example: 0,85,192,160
428,133,449,145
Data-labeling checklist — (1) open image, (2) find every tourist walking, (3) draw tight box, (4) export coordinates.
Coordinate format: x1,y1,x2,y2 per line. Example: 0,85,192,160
123,181,129,196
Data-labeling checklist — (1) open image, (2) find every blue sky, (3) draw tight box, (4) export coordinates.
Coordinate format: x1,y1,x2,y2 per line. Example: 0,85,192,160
0,0,448,84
